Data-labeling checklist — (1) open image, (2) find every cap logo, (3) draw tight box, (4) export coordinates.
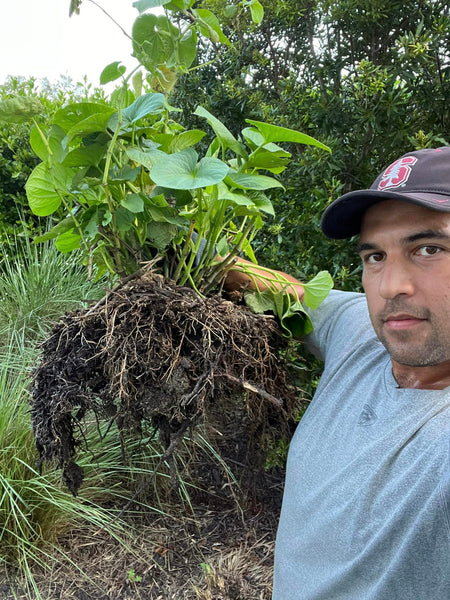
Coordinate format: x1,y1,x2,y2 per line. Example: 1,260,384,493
378,156,418,191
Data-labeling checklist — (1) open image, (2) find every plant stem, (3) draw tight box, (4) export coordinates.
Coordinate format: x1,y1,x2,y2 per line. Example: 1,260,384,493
202,219,255,294
172,222,195,283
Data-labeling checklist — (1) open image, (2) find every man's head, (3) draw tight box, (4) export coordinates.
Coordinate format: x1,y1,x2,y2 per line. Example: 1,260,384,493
357,199,450,369
321,147,450,240
321,147,450,378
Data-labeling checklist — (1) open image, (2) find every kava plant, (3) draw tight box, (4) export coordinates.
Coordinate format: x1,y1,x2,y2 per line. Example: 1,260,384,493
0,0,333,496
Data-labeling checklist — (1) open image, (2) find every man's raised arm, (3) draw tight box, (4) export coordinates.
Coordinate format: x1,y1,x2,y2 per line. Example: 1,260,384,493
223,257,305,300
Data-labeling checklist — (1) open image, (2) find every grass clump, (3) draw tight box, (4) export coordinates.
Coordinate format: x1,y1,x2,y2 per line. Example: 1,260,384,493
0,234,104,344
0,231,131,596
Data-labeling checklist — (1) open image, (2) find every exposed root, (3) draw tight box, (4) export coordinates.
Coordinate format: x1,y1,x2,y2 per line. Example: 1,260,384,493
31,274,298,495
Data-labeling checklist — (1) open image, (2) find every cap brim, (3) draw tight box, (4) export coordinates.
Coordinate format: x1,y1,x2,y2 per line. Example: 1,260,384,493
321,190,450,239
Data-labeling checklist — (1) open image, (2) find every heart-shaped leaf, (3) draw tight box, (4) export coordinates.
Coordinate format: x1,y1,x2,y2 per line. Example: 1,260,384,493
151,148,228,189
26,163,73,216
302,271,334,309
100,61,126,84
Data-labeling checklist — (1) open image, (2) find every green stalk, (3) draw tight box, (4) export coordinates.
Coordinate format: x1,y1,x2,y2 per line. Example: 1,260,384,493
191,198,227,285
172,222,195,283
178,225,205,286
202,218,255,294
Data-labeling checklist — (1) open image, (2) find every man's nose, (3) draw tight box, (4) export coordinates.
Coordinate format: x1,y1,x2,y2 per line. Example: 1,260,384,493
378,258,415,299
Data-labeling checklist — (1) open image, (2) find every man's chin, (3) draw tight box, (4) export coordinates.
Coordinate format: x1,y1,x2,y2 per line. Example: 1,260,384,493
378,335,437,367
386,346,447,368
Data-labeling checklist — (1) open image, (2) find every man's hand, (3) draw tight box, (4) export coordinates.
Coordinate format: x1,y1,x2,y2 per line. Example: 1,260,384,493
223,257,305,301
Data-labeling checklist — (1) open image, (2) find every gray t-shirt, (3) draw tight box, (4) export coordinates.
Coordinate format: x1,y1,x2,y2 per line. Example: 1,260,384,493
272,291,450,600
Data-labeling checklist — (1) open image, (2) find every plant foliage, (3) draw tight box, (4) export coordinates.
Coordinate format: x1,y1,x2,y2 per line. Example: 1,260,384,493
0,0,333,336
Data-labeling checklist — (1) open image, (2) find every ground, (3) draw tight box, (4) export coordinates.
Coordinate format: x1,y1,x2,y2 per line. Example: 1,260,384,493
0,467,284,600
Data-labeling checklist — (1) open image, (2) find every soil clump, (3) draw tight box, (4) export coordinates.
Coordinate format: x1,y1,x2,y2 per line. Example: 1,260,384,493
31,273,298,496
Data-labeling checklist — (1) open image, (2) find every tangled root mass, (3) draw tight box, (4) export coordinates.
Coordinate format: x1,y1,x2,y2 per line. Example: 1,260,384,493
31,274,297,495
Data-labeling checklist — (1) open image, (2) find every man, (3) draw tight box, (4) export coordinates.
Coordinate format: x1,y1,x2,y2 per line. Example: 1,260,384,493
232,147,450,599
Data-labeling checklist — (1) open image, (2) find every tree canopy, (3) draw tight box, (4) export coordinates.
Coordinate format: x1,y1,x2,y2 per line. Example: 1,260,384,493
172,0,450,288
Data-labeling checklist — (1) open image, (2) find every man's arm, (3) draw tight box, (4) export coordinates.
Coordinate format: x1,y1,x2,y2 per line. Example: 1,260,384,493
223,257,305,300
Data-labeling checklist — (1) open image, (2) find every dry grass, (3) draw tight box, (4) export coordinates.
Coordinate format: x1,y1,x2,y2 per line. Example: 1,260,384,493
0,495,280,600
192,537,274,600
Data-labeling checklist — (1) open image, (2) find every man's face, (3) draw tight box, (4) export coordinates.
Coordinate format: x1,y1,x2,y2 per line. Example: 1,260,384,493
358,199,450,367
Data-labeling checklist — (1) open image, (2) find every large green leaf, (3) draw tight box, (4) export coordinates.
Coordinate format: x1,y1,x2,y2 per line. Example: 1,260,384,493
226,171,284,190
132,14,178,71
242,127,291,155
166,0,195,9
178,28,198,69
34,216,76,243
251,193,275,216
302,271,334,309
30,124,67,163
55,230,82,253
192,8,230,45
126,147,166,169
280,301,314,338
66,113,115,139
194,106,245,157
244,290,313,338
246,150,290,172
121,194,144,213
217,182,254,206
26,163,73,216
62,143,105,167
245,120,331,152
244,290,275,314
109,94,169,131
54,102,115,133
149,133,175,152
151,148,228,189
121,93,166,123
147,205,188,225
115,206,135,232
170,129,206,153
109,165,141,182
0,96,43,123
146,221,177,250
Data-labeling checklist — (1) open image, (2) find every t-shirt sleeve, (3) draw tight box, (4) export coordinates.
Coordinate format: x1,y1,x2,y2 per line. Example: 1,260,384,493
304,290,374,361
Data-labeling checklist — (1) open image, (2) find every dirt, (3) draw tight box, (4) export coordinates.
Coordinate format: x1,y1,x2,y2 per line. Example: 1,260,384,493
0,466,286,600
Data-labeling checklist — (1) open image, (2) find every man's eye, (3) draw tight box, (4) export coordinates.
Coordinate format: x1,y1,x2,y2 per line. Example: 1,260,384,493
364,253,384,264
417,246,441,256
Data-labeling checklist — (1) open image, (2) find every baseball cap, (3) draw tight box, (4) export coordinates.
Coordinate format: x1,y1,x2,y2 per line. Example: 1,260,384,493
321,146,450,239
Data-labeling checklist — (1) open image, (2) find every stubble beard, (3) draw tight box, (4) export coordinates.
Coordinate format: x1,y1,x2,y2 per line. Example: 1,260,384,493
370,301,450,367
376,327,449,367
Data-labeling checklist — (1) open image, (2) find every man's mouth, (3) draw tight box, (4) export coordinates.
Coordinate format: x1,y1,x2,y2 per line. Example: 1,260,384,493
383,314,427,330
